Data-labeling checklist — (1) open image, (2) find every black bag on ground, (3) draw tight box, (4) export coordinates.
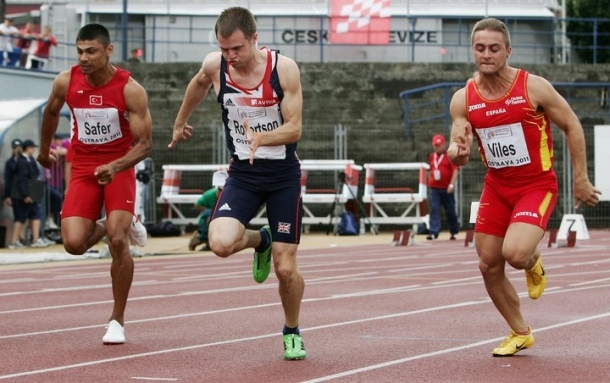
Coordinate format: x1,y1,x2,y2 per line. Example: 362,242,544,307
147,221,181,237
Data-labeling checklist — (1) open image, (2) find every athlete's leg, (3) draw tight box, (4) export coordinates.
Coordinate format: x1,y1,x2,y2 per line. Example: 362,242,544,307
272,242,304,328
104,209,134,325
102,169,139,326
208,183,265,258
476,232,529,333
503,222,544,270
208,216,257,257
60,164,106,255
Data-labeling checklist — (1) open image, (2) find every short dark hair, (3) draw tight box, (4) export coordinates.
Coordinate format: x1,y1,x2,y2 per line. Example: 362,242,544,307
76,23,111,47
215,7,257,40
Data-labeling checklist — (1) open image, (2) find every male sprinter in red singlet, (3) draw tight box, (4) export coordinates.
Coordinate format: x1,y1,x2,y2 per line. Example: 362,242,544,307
169,7,306,360
37,23,152,345
448,18,601,357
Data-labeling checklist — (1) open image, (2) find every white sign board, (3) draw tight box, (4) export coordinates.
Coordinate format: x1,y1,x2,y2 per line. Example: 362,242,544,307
594,125,610,201
469,202,479,224
557,214,590,240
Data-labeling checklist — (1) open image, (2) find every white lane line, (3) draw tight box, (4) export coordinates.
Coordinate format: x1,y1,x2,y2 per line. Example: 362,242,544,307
301,312,610,383
131,377,179,381
570,277,610,286
0,301,483,380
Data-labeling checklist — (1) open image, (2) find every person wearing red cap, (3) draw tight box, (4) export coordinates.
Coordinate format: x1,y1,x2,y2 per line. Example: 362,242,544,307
427,134,459,240
447,17,600,357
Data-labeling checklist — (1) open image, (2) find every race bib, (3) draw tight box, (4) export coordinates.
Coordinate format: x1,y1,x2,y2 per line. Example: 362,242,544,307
477,123,531,168
73,108,123,145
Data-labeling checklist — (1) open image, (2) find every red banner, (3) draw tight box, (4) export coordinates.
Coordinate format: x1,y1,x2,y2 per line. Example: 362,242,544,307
330,0,392,45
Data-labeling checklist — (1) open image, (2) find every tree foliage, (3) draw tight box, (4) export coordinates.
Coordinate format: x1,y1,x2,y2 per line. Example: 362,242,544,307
566,0,610,63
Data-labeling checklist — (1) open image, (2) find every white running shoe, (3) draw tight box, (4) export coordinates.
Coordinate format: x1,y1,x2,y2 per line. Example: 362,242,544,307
8,241,25,249
102,320,125,344
31,238,50,248
130,216,147,247
45,217,59,230
98,245,111,258
96,216,107,227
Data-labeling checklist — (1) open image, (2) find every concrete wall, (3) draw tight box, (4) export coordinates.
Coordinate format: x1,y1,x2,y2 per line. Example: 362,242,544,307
122,60,610,227
124,61,610,167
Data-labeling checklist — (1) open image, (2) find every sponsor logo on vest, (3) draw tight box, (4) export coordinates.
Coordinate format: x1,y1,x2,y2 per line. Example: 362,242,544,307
468,102,486,112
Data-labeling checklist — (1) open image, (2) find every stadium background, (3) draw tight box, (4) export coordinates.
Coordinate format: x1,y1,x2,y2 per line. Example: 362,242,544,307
1,0,609,238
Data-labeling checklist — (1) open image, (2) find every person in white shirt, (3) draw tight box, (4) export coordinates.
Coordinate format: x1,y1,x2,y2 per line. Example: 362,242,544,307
0,18,20,63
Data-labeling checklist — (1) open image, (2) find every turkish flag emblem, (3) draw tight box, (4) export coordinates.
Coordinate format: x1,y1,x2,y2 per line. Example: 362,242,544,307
330,0,392,45
89,95,103,105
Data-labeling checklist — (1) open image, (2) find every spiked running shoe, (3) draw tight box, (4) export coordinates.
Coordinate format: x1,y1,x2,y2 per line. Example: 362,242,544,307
525,256,546,299
253,225,272,283
492,327,534,356
283,333,307,360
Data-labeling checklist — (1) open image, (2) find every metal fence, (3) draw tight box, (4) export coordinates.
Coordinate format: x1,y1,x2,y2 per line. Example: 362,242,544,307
399,81,610,230
5,13,610,72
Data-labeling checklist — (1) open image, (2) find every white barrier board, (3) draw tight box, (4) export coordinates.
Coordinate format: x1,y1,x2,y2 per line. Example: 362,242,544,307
594,125,610,201
469,202,479,224
557,214,590,240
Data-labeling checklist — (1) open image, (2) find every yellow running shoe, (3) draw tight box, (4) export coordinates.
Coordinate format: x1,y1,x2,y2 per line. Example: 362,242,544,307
492,327,534,357
525,256,546,299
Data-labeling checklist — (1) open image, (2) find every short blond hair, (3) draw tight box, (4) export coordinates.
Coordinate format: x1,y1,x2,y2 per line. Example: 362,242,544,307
471,18,511,48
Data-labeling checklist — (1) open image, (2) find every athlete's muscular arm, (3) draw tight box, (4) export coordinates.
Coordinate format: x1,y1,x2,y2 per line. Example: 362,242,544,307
245,55,302,164
168,52,219,148
528,74,601,207
447,87,473,167
37,70,70,168
94,79,152,185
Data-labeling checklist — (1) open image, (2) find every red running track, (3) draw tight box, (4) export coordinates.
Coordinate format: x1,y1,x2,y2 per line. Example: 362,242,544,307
0,231,609,382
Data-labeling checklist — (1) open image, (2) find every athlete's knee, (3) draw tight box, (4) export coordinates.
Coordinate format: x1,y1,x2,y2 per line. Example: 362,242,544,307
106,234,129,255
274,258,300,284
63,240,89,255
503,247,534,270
478,255,504,278
208,235,235,258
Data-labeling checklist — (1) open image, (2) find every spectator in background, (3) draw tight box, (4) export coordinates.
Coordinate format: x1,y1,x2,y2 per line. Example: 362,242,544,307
188,170,227,251
16,22,36,68
128,48,141,63
10,140,48,248
0,18,19,65
30,26,57,70
44,133,70,230
427,134,459,240
4,139,24,248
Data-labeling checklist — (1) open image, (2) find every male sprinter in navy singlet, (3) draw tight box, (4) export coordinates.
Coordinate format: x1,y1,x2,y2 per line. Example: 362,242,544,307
169,7,306,360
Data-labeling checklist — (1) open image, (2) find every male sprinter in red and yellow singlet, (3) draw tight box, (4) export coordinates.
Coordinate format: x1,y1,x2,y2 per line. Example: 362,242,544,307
448,18,601,357
37,23,152,345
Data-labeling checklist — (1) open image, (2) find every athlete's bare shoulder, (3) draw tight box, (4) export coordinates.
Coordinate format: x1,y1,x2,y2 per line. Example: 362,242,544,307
52,69,72,98
202,51,222,75
525,72,558,109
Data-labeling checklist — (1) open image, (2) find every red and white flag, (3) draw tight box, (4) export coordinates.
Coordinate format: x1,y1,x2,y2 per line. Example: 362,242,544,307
330,0,392,45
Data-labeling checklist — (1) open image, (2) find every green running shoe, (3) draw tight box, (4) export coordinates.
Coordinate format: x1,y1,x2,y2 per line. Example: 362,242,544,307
253,225,272,283
283,333,306,360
